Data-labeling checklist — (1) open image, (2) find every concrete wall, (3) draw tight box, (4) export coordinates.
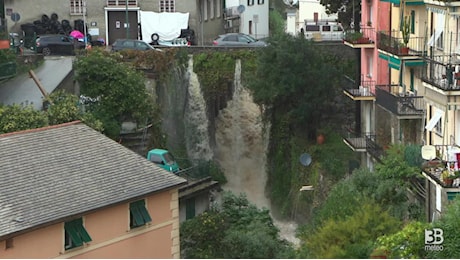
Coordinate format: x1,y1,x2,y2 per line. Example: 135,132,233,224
0,189,181,259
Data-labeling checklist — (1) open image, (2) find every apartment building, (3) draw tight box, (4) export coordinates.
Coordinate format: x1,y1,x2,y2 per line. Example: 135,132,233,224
343,0,460,221
0,121,187,258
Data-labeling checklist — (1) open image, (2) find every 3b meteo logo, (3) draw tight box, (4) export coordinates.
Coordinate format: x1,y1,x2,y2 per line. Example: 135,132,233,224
425,228,444,251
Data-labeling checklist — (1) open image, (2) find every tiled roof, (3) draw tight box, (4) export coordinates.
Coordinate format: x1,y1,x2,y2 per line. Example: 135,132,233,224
0,121,187,239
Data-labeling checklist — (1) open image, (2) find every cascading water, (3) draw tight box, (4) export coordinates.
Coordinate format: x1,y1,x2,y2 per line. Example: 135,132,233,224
184,56,213,162
214,60,300,246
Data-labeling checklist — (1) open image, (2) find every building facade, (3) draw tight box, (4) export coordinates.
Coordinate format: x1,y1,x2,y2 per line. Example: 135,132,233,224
0,121,187,258
3,0,224,45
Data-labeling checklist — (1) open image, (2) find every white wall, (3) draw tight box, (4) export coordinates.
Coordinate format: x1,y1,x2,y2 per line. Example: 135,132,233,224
225,0,269,39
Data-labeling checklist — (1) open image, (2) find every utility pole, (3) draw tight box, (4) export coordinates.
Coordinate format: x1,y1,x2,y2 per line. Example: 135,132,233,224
125,0,129,39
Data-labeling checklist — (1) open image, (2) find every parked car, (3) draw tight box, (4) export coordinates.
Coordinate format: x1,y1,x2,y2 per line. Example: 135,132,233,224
111,39,159,52
212,33,267,47
35,34,85,56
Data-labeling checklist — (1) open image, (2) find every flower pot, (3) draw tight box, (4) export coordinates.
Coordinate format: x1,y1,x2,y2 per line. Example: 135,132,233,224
443,178,454,187
0,39,10,49
317,134,325,145
400,46,409,55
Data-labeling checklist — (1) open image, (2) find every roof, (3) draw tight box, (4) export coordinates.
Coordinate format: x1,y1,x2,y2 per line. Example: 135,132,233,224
0,121,187,239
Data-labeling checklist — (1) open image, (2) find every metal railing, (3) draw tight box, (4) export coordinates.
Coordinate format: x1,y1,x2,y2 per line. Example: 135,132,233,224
375,84,425,116
343,27,375,44
377,31,426,57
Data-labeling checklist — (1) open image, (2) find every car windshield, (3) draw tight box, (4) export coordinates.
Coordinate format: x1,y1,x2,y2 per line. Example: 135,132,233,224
242,35,257,43
163,152,175,164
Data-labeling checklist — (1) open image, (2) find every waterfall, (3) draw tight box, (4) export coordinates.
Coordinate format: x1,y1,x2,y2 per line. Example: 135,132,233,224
184,56,213,162
214,60,300,246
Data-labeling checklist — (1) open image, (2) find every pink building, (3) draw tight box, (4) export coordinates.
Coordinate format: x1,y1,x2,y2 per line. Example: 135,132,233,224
0,121,186,258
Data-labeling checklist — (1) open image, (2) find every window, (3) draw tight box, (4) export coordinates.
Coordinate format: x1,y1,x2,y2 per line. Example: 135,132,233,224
258,0,264,4
209,0,214,19
216,0,221,17
435,117,442,136
248,0,254,6
70,0,84,15
64,218,92,250
159,0,175,12
203,0,208,21
130,200,152,228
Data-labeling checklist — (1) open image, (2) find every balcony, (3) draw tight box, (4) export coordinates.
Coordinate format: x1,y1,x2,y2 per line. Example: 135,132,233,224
422,160,460,189
343,27,375,48
377,31,425,58
375,84,425,118
421,56,460,92
343,128,384,162
342,75,376,101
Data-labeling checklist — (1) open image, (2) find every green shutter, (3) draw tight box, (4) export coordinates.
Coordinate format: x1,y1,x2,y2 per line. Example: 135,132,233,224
186,198,196,220
65,222,83,247
410,69,414,91
410,11,415,33
130,199,152,227
64,218,92,247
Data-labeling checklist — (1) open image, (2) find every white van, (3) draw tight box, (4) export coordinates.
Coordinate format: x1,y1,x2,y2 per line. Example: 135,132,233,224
302,23,344,41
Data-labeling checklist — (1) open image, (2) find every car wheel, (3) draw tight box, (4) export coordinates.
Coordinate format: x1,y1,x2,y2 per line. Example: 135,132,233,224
42,47,51,56
151,33,160,41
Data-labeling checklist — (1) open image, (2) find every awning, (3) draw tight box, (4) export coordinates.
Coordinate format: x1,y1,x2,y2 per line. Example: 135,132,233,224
405,60,425,67
427,13,445,47
425,110,443,131
379,52,400,70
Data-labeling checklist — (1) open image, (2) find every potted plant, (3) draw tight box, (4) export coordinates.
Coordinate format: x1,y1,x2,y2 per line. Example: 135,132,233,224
400,16,410,55
441,170,460,187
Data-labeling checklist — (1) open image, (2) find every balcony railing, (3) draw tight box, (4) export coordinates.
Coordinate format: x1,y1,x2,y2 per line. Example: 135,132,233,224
342,75,376,101
342,127,383,161
421,55,460,91
365,133,384,162
377,31,426,57
343,27,375,48
375,84,425,117
343,127,368,152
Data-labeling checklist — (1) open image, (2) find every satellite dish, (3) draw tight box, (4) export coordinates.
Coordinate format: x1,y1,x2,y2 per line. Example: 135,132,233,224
421,145,436,160
237,5,246,13
299,153,312,166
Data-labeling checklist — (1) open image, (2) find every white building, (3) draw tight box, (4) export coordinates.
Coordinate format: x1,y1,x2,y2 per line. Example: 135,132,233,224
286,0,338,35
224,0,269,39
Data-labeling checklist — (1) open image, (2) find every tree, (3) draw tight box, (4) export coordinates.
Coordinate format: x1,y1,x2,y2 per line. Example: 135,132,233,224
0,104,48,133
300,203,400,258
375,221,430,258
319,0,361,30
427,197,460,258
74,49,156,139
180,192,295,259
248,33,343,140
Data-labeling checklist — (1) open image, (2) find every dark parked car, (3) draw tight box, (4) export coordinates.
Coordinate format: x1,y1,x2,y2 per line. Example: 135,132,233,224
212,33,267,47
111,39,159,52
35,34,85,56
